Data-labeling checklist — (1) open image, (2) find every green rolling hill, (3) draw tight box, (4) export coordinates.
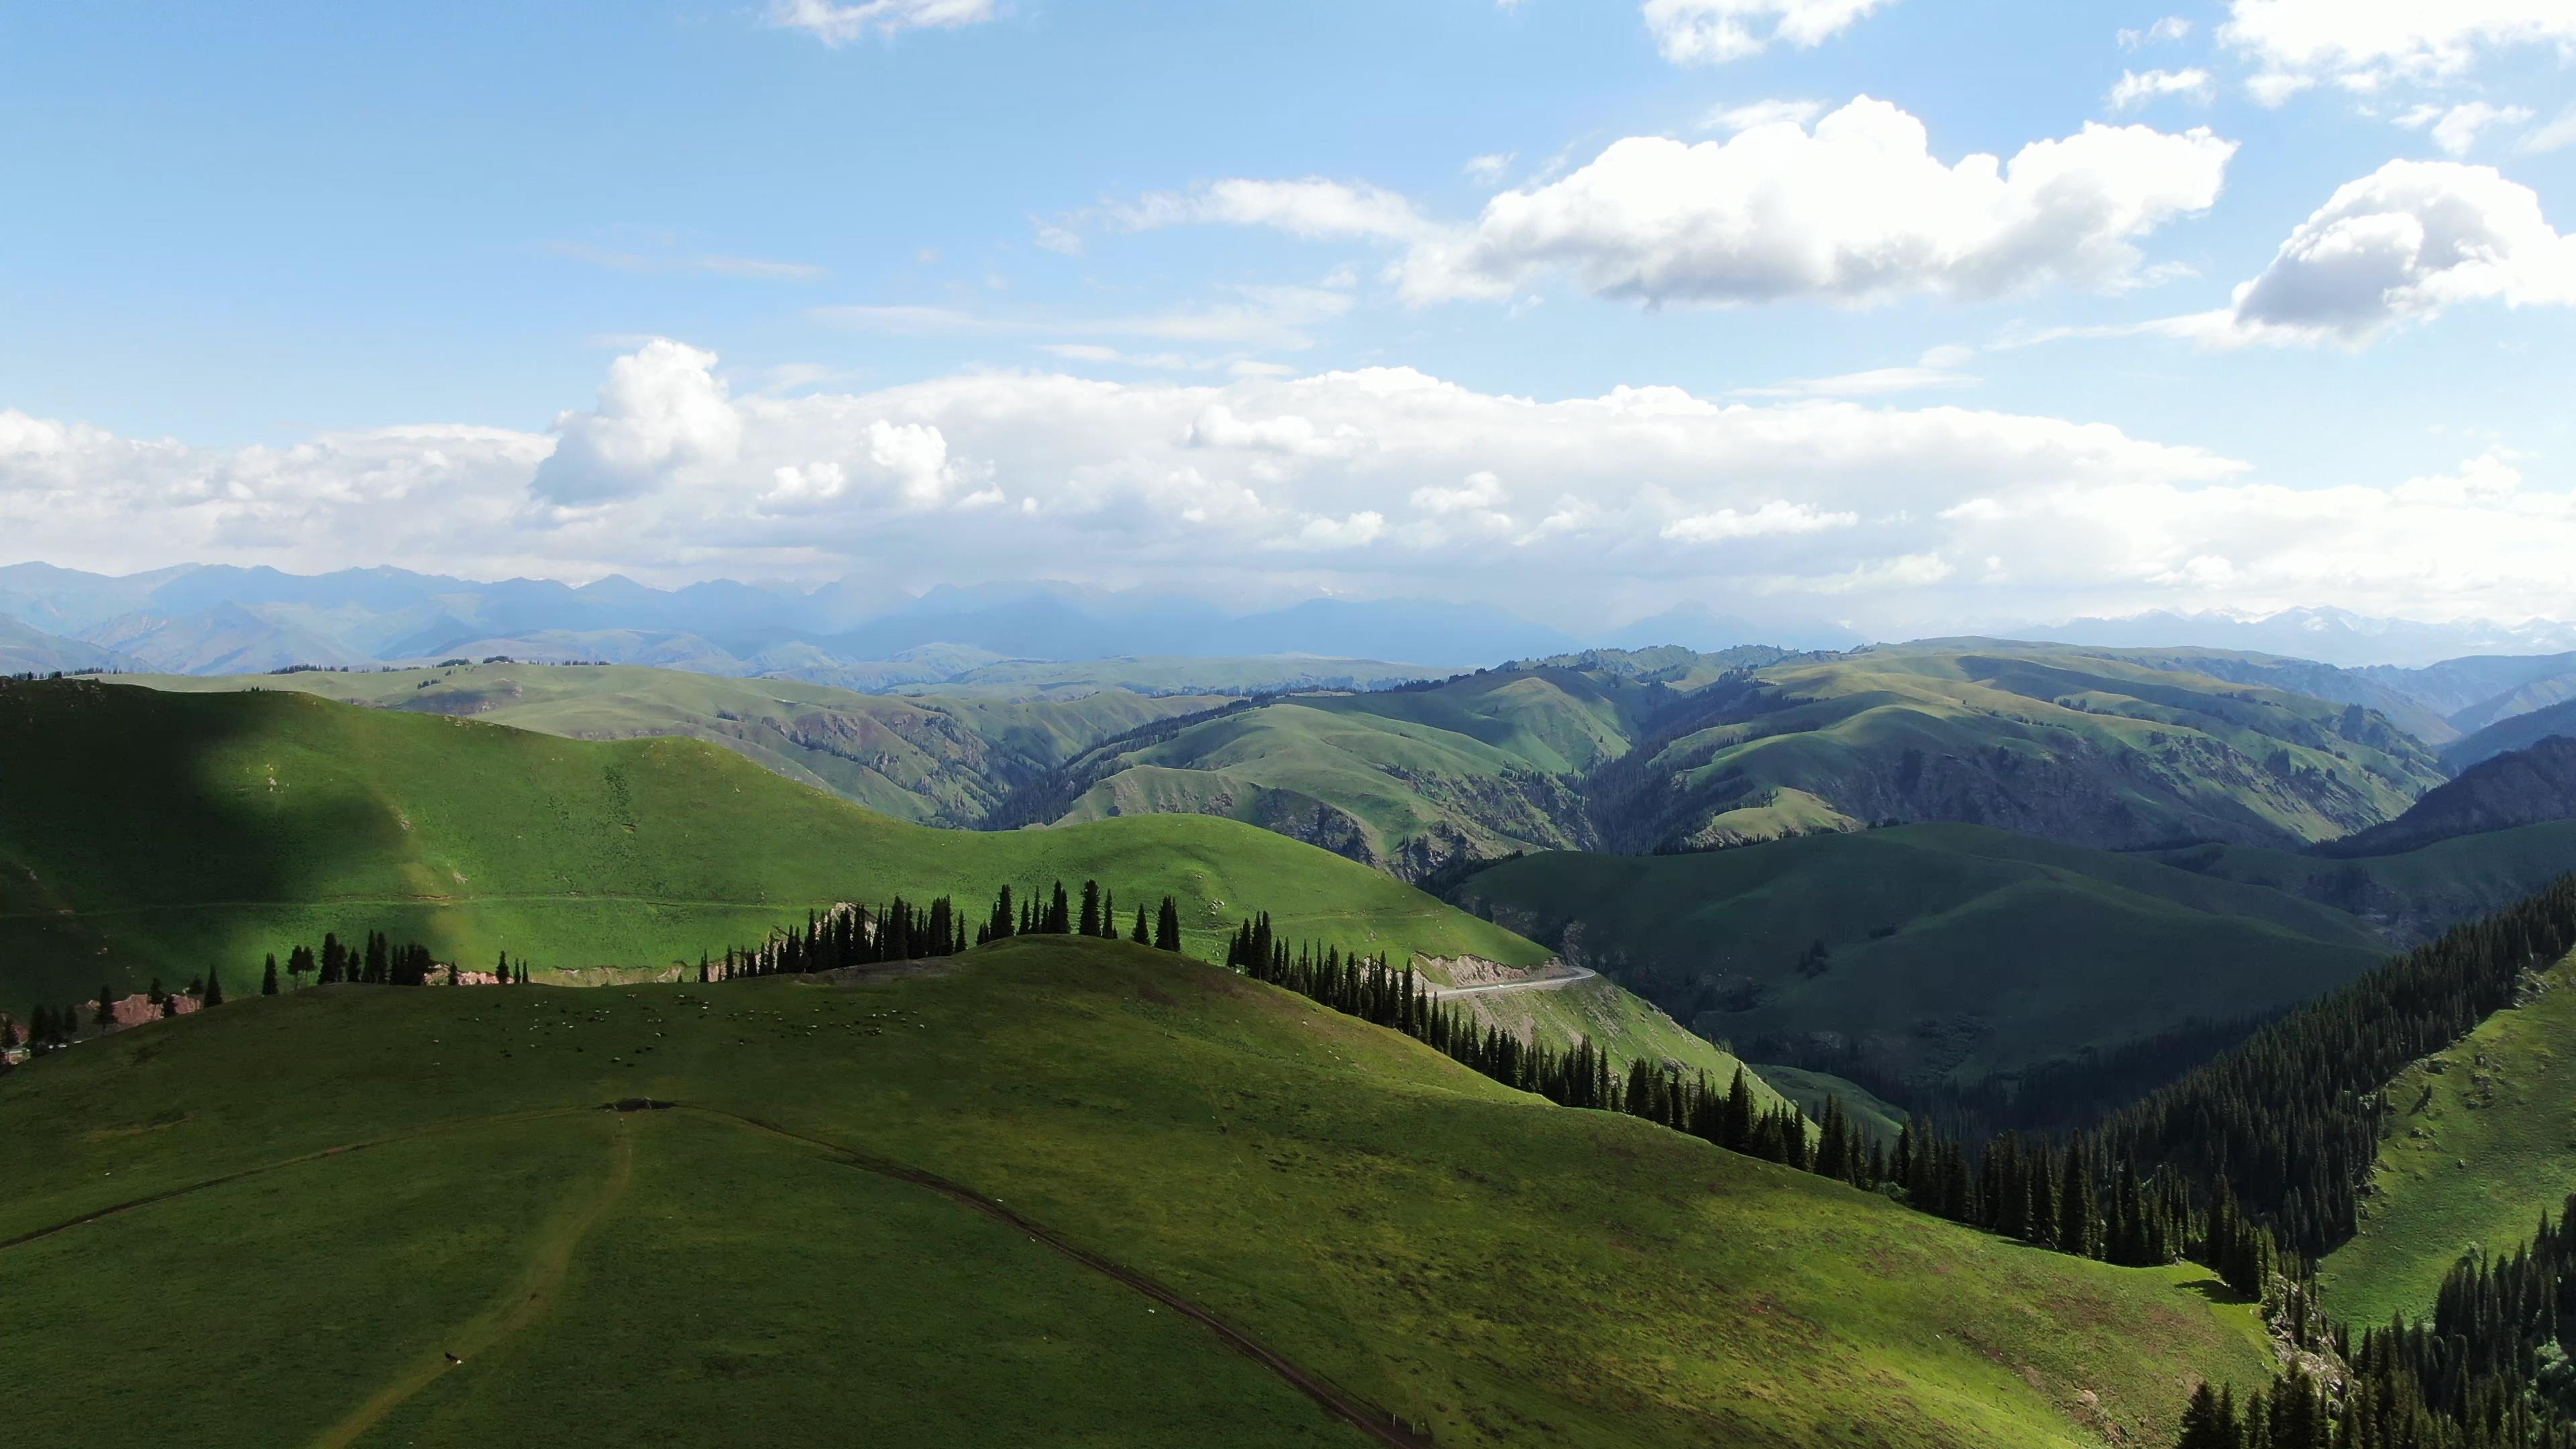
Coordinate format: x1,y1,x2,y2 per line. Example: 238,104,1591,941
0,678,1752,1088
2155,821,2576,943
1452,824,2390,1089
127,663,1213,826
2320,947,2576,1328
130,642,2451,893
1593,643,2445,855
2446,697,2576,773
0,935,2274,1447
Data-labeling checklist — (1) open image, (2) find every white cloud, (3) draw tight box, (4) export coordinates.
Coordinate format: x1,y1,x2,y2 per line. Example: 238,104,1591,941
1400,97,2236,307
28,344,2576,628
1662,500,1859,541
1701,99,1827,132
534,339,743,504
2221,0,2576,96
2118,17,2194,48
1412,471,1510,515
767,0,999,44
2208,160,2576,345
1642,0,1900,65
1110,178,1434,241
2396,101,2536,156
2108,68,2216,111
1032,221,1083,256
2527,110,2576,154
1464,153,1517,184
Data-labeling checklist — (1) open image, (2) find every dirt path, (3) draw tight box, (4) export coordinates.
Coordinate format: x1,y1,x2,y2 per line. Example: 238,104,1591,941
0,1108,594,1252
305,1116,637,1449
1426,964,1597,1000
680,1105,1433,1449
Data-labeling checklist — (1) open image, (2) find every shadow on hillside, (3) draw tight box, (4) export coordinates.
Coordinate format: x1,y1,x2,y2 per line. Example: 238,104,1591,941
0,680,394,1001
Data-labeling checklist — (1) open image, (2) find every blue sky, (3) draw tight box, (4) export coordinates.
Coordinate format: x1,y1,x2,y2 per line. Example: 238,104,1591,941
3,1,2573,634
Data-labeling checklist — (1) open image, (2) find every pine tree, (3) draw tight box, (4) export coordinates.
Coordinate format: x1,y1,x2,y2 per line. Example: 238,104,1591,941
262,955,280,996
1156,896,1181,952
1078,880,1102,938
2174,1382,2229,1449
91,985,119,1028
1131,905,1151,944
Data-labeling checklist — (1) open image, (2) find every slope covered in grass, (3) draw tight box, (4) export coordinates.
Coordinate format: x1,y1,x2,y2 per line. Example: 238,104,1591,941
1596,644,2445,855
0,678,1538,1005
1,678,1752,1085
130,663,1210,825
2447,697,2576,773
1456,824,2387,1084
2157,822,2576,944
0,937,2275,1448
2320,950,2576,1328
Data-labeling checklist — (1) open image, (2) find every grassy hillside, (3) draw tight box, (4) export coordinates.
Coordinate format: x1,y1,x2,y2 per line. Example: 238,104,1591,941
0,678,1538,1004
2320,737,2576,857
127,663,1212,825
1039,667,1663,877
2157,822,2576,943
1,678,1753,1087
1456,824,2388,1085
2446,698,2576,773
2320,950,2576,1328
0,936,2276,1447
1597,644,2445,855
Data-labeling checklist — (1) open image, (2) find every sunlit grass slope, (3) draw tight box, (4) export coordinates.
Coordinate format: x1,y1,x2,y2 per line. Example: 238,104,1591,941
128,663,1208,824
1458,823,2385,1082
0,937,2274,1448
1618,644,2445,853
2321,949,2576,1328
0,678,1539,1006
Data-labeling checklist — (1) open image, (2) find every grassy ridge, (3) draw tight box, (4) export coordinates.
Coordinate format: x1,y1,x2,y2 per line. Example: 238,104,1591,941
1618,647,2445,853
2320,950,2576,1328
0,937,2275,1447
129,664,1212,825
1,680,1755,1086
2157,822,2576,943
1458,824,2386,1083
0,679,1538,1006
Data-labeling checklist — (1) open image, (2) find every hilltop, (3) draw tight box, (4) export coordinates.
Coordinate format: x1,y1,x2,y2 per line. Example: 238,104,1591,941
0,678,1746,1087
0,935,2275,1448
2320,738,2576,859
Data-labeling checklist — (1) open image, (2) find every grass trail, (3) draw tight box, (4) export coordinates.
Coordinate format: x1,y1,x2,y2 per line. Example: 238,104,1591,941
679,1105,1427,1448
308,1114,637,1449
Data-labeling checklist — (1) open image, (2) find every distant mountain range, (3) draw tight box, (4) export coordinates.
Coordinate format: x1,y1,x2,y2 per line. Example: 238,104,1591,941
2029,606,2576,670
0,561,1855,686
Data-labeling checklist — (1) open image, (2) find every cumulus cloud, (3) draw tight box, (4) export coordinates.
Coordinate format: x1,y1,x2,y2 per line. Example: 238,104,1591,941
1661,500,1859,541
1642,0,1899,66
2221,0,2576,98
2108,68,2216,111
534,340,744,504
1399,97,2236,307
2396,101,2535,156
21,341,2576,627
767,0,999,44
2118,16,2193,49
2206,160,2576,345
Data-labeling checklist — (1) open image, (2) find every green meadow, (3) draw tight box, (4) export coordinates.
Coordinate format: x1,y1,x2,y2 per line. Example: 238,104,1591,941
0,936,2274,1448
